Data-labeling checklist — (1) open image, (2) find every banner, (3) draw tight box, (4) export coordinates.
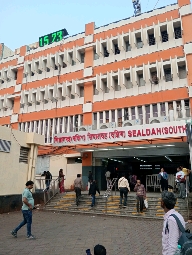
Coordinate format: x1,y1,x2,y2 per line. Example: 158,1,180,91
53,120,187,146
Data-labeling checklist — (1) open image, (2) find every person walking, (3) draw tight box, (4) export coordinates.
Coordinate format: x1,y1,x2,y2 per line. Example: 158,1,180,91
11,181,35,239
158,168,168,191
180,165,190,193
176,166,186,199
89,180,100,207
105,170,111,189
45,170,52,192
134,179,146,214
118,173,130,207
74,174,83,206
88,171,93,190
161,191,185,255
59,169,65,193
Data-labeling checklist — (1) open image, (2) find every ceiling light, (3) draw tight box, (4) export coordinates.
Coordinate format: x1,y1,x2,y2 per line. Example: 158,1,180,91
99,149,108,151
85,150,94,152
163,145,175,147
165,156,172,162
135,147,146,149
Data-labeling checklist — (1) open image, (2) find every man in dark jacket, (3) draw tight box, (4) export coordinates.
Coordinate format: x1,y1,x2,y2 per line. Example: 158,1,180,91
89,180,100,207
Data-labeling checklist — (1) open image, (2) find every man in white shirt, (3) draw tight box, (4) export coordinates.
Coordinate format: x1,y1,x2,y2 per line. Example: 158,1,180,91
105,170,111,189
161,191,185,255
176,167,186,199
118,173,130,207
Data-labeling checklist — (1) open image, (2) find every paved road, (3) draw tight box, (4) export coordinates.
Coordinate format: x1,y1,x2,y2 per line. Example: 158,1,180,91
0,210,191,255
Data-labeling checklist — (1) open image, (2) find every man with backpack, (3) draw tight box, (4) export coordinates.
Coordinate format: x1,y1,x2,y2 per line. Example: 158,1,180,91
161,191,185,255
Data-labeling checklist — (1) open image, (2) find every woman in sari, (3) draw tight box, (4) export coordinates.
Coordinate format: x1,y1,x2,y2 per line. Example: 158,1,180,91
59,169,65,193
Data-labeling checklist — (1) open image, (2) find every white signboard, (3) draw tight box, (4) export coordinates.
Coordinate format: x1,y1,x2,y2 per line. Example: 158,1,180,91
53,121,186,146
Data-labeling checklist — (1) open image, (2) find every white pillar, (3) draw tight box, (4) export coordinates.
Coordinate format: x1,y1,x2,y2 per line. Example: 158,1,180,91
97,112,100,129
142,105,146,124
115,109,118,124
122,108,125,122
165,102,169,117
103,111,106,123
157,103,161,117
135,106,139,119
181,100,186,118
109,110,112,122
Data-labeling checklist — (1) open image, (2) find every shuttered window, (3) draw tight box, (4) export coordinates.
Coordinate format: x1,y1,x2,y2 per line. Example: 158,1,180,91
19,147,29,164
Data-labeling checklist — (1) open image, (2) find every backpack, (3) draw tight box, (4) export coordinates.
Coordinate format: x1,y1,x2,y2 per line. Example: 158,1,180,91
166,214,192,255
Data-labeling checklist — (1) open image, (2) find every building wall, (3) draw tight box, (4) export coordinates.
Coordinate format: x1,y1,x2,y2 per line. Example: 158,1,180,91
0,1,191,154
0,126,44,195
36,154,82,190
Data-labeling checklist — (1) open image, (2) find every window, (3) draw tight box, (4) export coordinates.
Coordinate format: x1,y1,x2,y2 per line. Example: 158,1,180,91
185,100,190,117
55,118,58,134
104,47,109,57
102,81,109,93
106,111,109,123
60,118,63,133
114,78,121,91
19,147,29,164
112,110,115,122
136,36,143,49
126,41,131,52
137,72,145,87
114,44,120,55
100,112,103,123
65,117,68,133
153,104,158,117
80,87,84,97
70,116,74,132
164,66,172,82
80,53,85,63
131,107,136,120
178,65,187,79
161,28,169,42
118,109,122,127
150,71,159,85
160,103,166,116
148,34,155,46
93,84,99,95
94,50,99,60
145,105,150,124
124,74,133,89
124,108,129,121
138,106,143,123
174,22,182,39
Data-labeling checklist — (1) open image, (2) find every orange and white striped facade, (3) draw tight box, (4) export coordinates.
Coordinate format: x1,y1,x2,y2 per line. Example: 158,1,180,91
0,0,192,157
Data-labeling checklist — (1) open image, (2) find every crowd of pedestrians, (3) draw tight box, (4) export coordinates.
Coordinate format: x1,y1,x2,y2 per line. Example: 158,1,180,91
10,166,192,255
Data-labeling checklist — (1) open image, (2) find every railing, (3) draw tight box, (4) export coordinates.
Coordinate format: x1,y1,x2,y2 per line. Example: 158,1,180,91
35,176,59,204
146,174,175,191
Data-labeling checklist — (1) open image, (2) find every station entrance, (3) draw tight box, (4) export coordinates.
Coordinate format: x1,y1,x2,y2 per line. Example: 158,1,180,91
90,142,190,191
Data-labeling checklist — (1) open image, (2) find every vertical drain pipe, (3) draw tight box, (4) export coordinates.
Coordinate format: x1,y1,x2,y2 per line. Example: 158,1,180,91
31,145,38,192
27,144,34,181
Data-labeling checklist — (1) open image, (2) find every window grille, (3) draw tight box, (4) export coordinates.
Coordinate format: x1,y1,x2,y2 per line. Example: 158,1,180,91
19,147,29,164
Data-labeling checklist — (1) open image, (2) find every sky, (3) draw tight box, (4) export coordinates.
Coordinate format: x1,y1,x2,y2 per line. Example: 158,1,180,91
0,0,177,50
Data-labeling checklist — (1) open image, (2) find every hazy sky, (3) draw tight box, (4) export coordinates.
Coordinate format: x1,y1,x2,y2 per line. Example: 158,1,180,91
0,0,177,50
